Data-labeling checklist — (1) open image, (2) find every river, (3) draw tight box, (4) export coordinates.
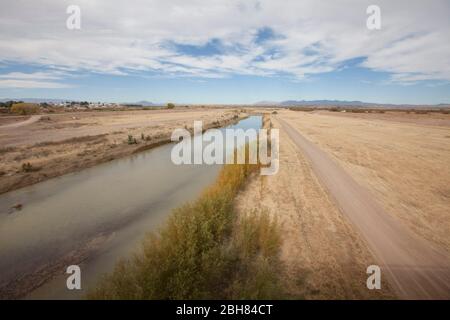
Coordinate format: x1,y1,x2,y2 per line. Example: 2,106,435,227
0,115,262,299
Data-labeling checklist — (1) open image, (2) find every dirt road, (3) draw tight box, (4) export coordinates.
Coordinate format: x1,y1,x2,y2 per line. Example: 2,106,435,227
0,115,40,129
277,116,450,299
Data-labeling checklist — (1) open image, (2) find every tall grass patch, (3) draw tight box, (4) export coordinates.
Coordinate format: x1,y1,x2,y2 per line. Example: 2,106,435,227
89,147,284,299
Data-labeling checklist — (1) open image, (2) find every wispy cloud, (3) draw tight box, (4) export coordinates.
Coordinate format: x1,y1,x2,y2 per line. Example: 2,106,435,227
0,79,72,88
0,0,449,84
0,72,72,88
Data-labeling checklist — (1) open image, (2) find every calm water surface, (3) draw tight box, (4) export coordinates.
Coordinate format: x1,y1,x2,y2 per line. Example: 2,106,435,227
0,116,262,299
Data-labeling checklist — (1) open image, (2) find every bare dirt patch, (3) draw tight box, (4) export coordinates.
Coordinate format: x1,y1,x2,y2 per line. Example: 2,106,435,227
0,115,31,126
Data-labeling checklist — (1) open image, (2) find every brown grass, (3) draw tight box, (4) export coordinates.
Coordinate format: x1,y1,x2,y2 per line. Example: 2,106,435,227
88,147,285,300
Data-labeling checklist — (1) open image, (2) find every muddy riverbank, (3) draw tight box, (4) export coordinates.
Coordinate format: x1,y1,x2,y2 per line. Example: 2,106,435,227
0,109,245,195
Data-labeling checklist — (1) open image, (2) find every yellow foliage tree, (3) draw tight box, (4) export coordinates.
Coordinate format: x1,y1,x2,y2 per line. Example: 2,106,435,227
10,103,40,115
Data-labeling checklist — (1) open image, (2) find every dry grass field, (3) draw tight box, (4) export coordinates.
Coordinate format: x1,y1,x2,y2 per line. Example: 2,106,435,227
1,106,448,299
277,110,450,253
236,109,450,299
0,108,243,194
235,115,395,299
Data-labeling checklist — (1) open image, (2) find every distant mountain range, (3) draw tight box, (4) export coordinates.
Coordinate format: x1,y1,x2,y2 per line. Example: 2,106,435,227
254,100,450,108
1,98,448,108
253,99,376,106
131,100,164,107
282,100,376,106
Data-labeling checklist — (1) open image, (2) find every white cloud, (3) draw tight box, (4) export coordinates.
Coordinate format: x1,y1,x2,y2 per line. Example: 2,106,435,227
0,79,72,88
0,0,449,83
0,71,72,88
0,72,63,80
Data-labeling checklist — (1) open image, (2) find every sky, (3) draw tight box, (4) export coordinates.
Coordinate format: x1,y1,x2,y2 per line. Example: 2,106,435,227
0,0,449,105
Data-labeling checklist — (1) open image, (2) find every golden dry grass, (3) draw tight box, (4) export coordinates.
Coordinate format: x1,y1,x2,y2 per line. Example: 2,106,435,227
279,110,450,252
89,148,285,300
235,116,396,299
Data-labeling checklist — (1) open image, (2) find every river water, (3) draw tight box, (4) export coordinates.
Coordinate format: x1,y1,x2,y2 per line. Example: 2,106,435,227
0,115,262,299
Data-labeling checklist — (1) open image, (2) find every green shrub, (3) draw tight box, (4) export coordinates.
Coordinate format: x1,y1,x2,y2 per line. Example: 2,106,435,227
167,103,175,109
349,108,365,113
89,147,284,300
127,135,137,145
289,107,315,112
22,162,40,172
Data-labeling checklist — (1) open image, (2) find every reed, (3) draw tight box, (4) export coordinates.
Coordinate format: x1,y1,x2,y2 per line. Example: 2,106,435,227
89,145,284,299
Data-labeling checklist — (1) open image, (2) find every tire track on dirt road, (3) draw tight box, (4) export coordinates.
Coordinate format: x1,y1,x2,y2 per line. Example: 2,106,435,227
0,115,41,129
277,116,450,299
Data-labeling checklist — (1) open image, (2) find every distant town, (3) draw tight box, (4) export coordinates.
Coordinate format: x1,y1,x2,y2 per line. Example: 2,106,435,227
1,98,449,117
0,100,168,114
